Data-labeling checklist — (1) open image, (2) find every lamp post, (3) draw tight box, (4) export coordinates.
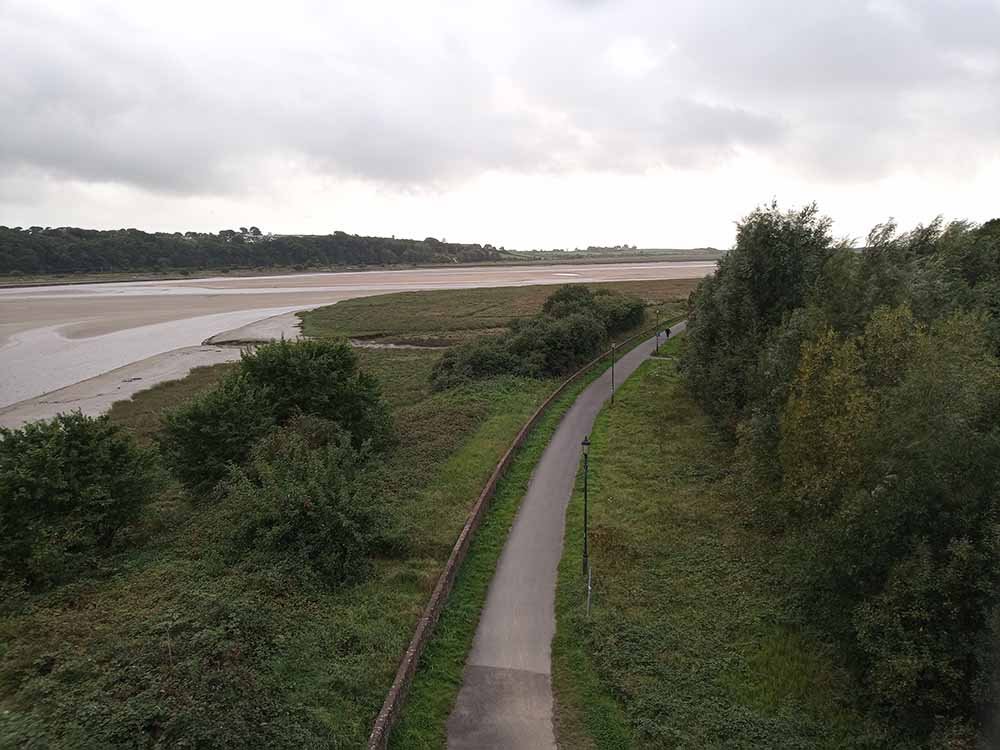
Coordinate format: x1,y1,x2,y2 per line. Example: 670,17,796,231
581,435,590,577
655,308,660,353
611,342,616,404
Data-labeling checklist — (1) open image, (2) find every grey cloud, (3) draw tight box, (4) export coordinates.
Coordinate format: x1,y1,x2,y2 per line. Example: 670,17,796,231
0,0,998,196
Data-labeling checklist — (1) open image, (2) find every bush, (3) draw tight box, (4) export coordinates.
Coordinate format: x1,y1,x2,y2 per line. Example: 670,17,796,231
430,335,520,391
159,339,394,494
158,374,275,495
238,338,393,451
0,412,157,587
508,312,607,376
593,290,645,335
431,285,643,390
222,418,390,586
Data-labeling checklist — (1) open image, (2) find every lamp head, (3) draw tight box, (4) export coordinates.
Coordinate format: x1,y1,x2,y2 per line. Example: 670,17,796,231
582,435,590,455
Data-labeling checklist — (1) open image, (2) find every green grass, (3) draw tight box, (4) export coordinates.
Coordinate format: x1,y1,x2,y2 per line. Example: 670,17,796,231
0,281,689,748
551,339,917,750
0,358,553,747
385,323,672,749
1,292,565,747
299,279,695,346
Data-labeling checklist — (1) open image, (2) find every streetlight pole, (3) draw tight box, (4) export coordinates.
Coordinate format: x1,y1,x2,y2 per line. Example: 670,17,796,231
581,435,590,577
611,342,616,404
655,308,660,354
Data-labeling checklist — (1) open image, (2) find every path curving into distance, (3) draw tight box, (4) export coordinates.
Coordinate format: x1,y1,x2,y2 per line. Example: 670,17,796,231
446,322,686,749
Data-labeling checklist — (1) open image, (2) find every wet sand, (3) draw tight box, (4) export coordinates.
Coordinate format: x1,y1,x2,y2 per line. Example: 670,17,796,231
0,261,713,426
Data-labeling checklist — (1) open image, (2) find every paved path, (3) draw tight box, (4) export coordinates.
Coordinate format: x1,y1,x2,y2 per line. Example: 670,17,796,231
446,323,686,749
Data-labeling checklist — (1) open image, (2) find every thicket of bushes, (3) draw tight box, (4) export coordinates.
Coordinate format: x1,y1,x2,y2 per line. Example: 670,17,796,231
159,339,393,494
1,339,395,595
431,285,645,390
681,203,1000,745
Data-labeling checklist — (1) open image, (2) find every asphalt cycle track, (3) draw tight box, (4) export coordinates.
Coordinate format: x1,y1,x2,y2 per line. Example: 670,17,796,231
447,323,686,749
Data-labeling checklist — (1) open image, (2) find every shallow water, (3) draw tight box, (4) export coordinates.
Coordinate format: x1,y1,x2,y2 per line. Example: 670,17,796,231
0,261,713,412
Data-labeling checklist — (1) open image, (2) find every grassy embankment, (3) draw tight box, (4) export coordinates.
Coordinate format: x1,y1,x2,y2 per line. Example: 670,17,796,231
551,336,917,750
0,280,693,747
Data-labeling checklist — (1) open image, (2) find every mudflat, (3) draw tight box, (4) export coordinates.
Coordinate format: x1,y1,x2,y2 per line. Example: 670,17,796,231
0,262,713,420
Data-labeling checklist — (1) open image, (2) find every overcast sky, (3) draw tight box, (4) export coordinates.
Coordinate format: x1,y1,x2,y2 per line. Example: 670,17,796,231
1,0,998,249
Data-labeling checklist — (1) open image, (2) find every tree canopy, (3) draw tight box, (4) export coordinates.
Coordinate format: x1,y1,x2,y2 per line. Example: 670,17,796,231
0,226,504,275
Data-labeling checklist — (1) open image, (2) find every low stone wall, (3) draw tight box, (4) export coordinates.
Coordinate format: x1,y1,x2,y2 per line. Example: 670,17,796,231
366,326,660,749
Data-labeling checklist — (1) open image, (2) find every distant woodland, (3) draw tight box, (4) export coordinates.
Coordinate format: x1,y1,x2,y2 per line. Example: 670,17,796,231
0,226,505,275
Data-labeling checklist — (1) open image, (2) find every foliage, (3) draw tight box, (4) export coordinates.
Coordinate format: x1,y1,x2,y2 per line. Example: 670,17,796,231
551,358,905,749
681,203,1000,742
0,225,503,275
430,285,645,390
299,278,695,347
238,338,393,450
223,418,390,586
1,341,552,748
680,201,834,426
158,339,393,493
0,412,157,588
158,373,275,494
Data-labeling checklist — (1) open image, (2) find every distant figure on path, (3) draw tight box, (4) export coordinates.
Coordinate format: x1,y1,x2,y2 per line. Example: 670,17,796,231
665,327,671,338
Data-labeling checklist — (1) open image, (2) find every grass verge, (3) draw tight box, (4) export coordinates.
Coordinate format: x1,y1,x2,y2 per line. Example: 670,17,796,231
386,324,674,749
551,337,917,750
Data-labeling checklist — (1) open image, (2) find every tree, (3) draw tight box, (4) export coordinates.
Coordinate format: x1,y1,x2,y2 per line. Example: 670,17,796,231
682,202,834,427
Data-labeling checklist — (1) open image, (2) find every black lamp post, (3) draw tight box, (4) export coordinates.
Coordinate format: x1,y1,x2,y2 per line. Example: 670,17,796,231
655,308,660,353
582,435,590,576
610,342,617,404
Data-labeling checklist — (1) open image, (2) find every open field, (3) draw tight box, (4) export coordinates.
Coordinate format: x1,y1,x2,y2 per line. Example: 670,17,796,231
551,339,916,750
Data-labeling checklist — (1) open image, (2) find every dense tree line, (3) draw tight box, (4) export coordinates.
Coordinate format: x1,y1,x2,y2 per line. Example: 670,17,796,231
681,203,1000,746
0,225,504,275
431,285,646,390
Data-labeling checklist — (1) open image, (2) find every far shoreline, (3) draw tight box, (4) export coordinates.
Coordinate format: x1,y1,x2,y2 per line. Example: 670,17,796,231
0,251,722,290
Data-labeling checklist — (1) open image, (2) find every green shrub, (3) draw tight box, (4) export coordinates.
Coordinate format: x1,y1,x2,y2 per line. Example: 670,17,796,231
0,412,157,587
542,284,597,318
593,289,645,334
222,418,390,586
239,338,393,451
431,285,642,390
159,339,394,494
430,335,520,391
158,373,275,495
508,312,607,376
